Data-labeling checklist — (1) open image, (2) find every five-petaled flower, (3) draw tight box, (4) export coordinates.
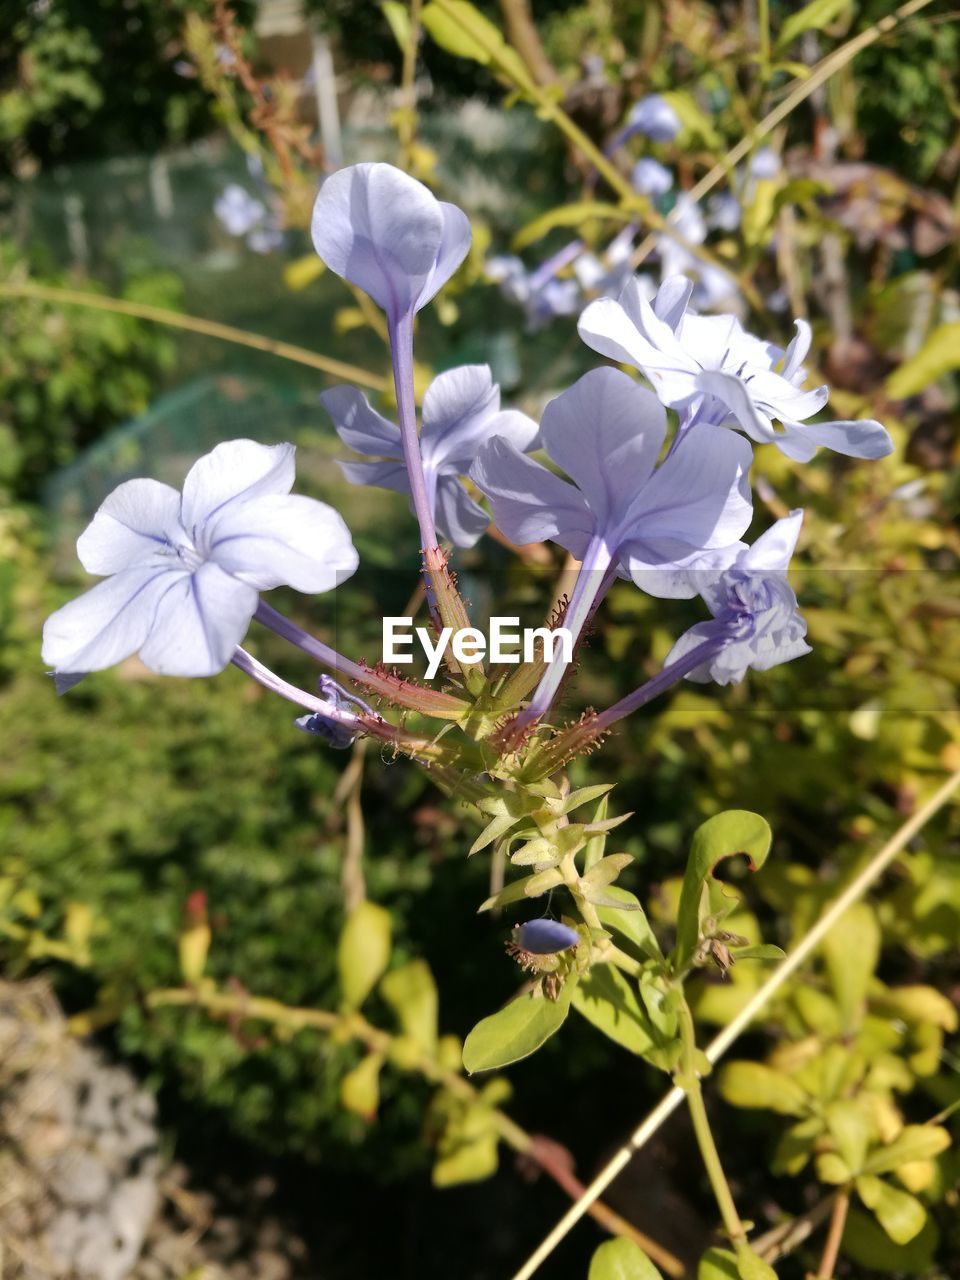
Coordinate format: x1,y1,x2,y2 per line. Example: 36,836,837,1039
42,440,358,680
666,510,811,685
579,276,893,462
322,364,539,548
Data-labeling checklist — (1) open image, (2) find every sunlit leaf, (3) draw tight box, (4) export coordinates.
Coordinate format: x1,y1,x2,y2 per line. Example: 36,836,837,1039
340,1052,384,1121
886,323,960,398
572,966,662,1059
822,902,880,1031
380,959,438,1053
338,900,391,1009
856,1174,927,1244
462,979,576,1073
589,1236,664,1280
861,1125,951,1175
776,0,851,50
718,1061,809,1116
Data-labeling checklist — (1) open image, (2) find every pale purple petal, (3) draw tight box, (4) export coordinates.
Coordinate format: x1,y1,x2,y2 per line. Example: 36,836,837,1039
320,385,402,458
578,280,698,403
694,370,776,442
780,319,812,381
338,459,409,494
540,368,666,526
181,440,295,536
434,476,490,548
415,201,472,311
311,164,457,320
77,479,186,575
421,365,499,465
138,561,258,677
627,424,753,548
652,275,694,329
41,566,187,673
624,541,747,600
779,417,894,461
470,437,594,557
484,409,540,454
741,510,803,572
205,494,359,593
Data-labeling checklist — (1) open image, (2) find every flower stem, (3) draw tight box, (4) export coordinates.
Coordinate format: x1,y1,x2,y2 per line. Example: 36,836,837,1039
593,632,731,733
817,1187,851,1279
254,601,468,720
676,997,747,1249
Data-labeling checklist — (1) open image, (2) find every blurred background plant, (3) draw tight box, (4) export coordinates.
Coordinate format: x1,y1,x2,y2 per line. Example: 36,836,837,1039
0,1,958,1277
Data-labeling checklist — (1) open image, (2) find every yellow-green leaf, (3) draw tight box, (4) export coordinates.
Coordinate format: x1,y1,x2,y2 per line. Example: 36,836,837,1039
776,0,851,50
886,323,960,398
718,1061,809,1116
822,902,880,1031
841,1206,939,1273
512,202,633,251
861,1125,951,1176
380,959,438,1053
340,1052,384,1121
589,1236,664,1280
572,966,661,1060
462,980,576,1073
381,0,411,50
855,1174,927,1245
337,900,391,1009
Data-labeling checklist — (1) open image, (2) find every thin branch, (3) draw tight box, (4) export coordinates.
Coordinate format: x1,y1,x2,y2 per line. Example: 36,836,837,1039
816,1187,851,1279
508,765,960,1280
0,282,389,392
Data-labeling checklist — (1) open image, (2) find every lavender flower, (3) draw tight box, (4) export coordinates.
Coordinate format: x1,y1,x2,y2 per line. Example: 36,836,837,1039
579,276,893,461
665,511,811,684
322,365,538,548
311,163,471,325
487,250,582,329
214,184,266,238
42,440,357,680
631,157,673,199
621,94,682,144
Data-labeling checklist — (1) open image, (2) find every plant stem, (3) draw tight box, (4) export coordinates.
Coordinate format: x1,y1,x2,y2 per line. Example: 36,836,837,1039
757,0,771,85
0,281,388,391
817,1187,851,1279
677,998,747,1248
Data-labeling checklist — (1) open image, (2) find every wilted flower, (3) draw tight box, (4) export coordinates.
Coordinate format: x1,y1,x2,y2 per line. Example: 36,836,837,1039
666,511,811,684
42,441,357,680
322,365,539,548
311,163,471,326
579,276,893,461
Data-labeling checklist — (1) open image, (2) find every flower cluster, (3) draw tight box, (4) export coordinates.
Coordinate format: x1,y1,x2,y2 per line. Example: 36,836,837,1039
45,160,892,757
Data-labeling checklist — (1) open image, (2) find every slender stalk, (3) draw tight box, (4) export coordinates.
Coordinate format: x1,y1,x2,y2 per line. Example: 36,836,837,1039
757,0,771,85
397,0,424,170
592,633,731,733
816,1187,851,1279
508,766,960,1280
0,282,389,391
147,983,684,1275
677,999,747,1248
254,601,468,720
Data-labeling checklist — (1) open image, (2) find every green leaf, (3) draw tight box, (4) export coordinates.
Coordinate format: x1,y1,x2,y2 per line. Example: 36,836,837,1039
337,901,391,1009
771,1117,822,1175
572,966,662,1058
595,886,663,960
674,811,772,970
477,865,565,912
583,795,610,871
470,810,520,855
589,1236,664,1280
513,202,634,250
462,980,576,1073
825,1100,875,1174
381,1,411,50
855,1175,927,1244
861,1125,951,1175
697,1248,739,1280
886,323,960,397
421,0,530,86
776,0,850,50
432,1100,500,1186
735,1248,777,1280
730,944,785,962
340,1052,384,1121
380,959,438,1053
717,1061,809,1116
581,853,634,897
822,903,880,1031
842,1206,939,1273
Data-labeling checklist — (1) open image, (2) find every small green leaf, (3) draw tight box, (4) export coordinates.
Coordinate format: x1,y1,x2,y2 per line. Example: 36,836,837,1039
581,853,634,896
886,322,960,397
731,944,785,962
841,1206,939,1273
718,1061,809,1116
674,811,772,970
817,1151,854,1184
776,0,850,49
432,1100,500,1186
380,959,438,1053
381,0,411,50
697,1248,739,1280
421,0,530,85
583,795,610,871
340,1052,384,1121
513,202,634,250
861,1125,951,1175
596,886,663,960
572,966,662,1059
822,903,880,1031
772,1117,822,1175
856,1175,927,1244
735,1247,777,1280
337,901,391,1009
589,1236,664,1280
462,980,576,1073
825,1100,875,1174
470,810,520,855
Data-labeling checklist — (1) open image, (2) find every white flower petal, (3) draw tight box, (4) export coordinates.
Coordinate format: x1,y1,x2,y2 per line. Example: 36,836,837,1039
42,566,186,673
421,365,499,466
77,479,186,575
321,386,402,458
181,440,295,537
779,417,894,461
781,319,812,381
205,494,358,593
741,511,803,572
623,541,746,600
138,561,258,676
694,370,776,442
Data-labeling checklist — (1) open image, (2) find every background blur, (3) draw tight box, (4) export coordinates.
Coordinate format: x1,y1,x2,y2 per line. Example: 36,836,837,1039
1,2,959,1277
